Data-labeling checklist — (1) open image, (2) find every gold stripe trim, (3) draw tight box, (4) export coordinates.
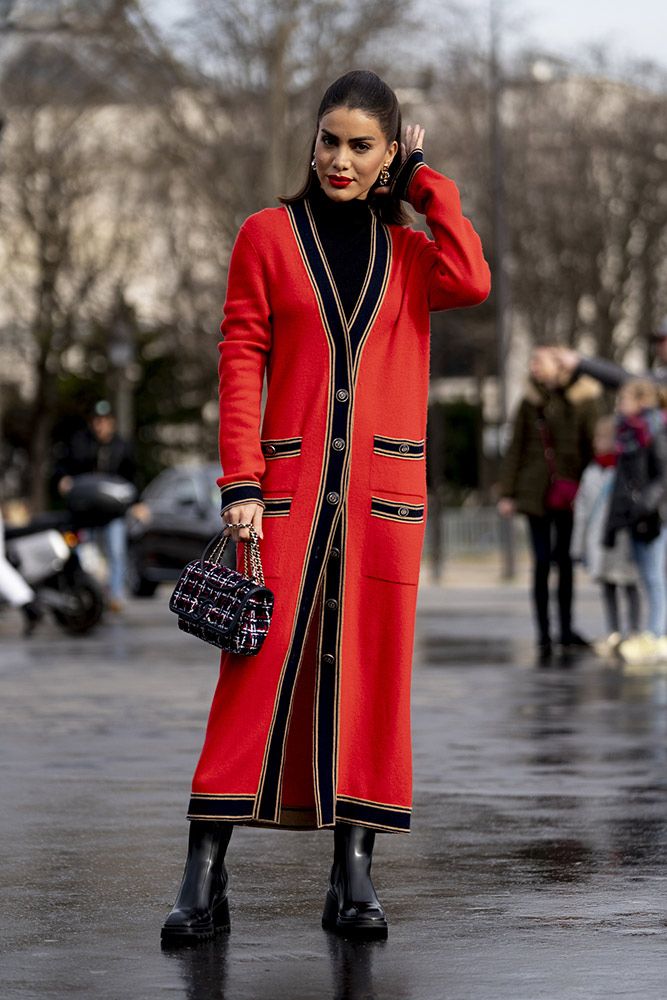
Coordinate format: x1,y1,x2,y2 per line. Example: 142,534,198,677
371,497,425,510
374,436,425,446
254,206,340,824
373,449,423,460
337,794,412,813
252,203,392,828
335,817,410,834
371,511,424,523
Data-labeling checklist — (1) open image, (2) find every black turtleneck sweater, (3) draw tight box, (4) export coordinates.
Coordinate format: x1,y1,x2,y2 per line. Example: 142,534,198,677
307,184,373,321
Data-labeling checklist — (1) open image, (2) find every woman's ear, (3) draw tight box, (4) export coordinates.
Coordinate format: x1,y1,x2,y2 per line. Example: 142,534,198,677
387,140,399,164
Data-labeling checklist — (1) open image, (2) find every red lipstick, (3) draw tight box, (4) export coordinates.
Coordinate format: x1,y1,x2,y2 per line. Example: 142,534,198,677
328,175,352,188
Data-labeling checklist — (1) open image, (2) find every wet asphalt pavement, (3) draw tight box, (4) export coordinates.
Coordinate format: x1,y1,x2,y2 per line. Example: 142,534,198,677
1,572,667,999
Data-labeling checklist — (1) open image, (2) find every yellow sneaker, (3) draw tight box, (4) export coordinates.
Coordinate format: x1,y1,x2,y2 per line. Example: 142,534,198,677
619,632,659,667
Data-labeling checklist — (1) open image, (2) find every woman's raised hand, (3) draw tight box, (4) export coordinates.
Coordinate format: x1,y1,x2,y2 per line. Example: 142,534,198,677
222,502,264,542
375,124,426,196
401,123,425,162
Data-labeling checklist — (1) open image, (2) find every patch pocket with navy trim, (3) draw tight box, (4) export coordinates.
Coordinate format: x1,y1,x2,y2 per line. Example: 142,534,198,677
371,435,426,494
257,495,293,579
373,436,425,460
261,437,302,491
262,496,292,518
361,495,426,585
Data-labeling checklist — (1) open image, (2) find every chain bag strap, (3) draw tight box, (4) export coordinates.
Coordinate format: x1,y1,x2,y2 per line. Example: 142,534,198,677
205,524,266,586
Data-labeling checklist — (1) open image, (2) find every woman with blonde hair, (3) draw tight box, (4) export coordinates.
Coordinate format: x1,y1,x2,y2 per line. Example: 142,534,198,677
571,414,641,654
604,379,667,664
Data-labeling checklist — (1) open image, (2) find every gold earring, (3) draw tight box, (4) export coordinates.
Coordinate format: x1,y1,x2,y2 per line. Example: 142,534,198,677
379,163,390,185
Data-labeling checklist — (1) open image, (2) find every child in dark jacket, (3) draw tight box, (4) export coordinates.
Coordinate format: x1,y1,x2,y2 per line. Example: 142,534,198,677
571,415,640,655
605,380,667,665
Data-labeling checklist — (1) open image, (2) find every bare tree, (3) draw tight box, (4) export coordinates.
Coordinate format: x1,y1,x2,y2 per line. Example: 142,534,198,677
503,70,667,357
0,0,178,506
153,0,418,230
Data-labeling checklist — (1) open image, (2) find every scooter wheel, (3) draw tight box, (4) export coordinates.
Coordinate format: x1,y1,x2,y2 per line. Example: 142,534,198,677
52,575,104,633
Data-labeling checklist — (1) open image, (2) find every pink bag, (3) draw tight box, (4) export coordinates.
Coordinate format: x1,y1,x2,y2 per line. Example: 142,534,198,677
537,415,579,512
546,476,579,512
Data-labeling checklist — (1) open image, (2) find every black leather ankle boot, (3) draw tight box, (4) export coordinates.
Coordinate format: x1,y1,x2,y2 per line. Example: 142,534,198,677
161,821,233,944
322,823,388,939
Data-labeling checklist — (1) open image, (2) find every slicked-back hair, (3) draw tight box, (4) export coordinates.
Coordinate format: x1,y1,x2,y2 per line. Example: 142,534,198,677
280,70,411,226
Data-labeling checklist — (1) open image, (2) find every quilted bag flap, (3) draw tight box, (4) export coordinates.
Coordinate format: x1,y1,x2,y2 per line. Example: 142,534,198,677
169,559,273,636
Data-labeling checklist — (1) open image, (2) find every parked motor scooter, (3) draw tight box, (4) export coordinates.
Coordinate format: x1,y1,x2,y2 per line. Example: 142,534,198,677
4,514,104,633
3,473,137,634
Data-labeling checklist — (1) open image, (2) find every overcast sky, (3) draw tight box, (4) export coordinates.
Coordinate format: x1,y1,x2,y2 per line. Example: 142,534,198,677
147,0,667,70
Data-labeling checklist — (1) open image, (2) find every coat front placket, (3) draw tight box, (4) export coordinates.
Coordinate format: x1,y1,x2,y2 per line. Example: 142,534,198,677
253,201,391,827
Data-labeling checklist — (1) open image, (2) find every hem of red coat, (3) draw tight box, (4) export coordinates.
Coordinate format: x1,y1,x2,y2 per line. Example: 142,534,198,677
187,795,411,834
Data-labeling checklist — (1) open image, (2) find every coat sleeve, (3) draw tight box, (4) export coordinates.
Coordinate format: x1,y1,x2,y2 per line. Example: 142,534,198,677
499,401,527,499
576,355,631,389
216,225,272,514
640,428,667,515
391,150,490,311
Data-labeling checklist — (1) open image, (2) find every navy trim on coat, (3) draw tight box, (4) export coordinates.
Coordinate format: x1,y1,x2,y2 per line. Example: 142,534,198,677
252,199,392,828
261,437,302,460
373,435,425,460
262,497,293,518
370,496,425,523
220,481,265,514
187,794,255,821
336,795,412,833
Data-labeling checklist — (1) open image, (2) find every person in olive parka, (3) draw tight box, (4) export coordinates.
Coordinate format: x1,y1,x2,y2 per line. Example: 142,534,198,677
498,345,602,656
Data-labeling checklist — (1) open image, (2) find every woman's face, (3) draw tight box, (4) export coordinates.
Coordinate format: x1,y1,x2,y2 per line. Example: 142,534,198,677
313,106,398,203
617,388,643,418
529,348,559,387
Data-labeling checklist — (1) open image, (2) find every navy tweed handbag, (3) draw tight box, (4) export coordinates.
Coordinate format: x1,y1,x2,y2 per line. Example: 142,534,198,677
169,526,273,656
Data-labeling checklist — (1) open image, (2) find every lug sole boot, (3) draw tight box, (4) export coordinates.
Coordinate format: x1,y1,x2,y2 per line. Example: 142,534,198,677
161,821,233,945
322,823,388,940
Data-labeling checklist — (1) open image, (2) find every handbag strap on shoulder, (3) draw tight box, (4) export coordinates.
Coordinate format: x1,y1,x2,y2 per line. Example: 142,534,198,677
536,409,558,479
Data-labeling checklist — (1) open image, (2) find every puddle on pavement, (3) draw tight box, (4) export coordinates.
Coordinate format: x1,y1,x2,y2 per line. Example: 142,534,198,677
418,636,523,666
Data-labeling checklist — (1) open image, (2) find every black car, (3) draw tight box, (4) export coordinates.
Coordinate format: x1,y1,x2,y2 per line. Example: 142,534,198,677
127,463,233,596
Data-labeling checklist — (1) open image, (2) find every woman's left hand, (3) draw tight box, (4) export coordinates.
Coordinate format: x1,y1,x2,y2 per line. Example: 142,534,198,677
375,123,426,196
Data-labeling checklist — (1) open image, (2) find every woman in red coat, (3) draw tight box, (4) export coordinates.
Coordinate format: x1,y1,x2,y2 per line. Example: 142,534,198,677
162,70,490,943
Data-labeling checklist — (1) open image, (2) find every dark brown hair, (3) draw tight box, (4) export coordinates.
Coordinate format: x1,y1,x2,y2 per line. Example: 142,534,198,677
279,70,411,226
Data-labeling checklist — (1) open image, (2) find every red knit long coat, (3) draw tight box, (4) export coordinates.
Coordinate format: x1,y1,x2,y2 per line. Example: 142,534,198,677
188,151,490,834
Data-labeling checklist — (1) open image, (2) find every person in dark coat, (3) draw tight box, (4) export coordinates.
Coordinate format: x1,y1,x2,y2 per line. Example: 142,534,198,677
498,346,601,658
604,379,667,665
56,401,139,610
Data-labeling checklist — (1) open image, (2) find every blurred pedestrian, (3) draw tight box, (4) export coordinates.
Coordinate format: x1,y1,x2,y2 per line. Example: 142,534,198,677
0,505,43,634
555,315,667,390
498,345,601,659
604,380,667,665
56,401,138,612
162,70,490,944
570,415,640,656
